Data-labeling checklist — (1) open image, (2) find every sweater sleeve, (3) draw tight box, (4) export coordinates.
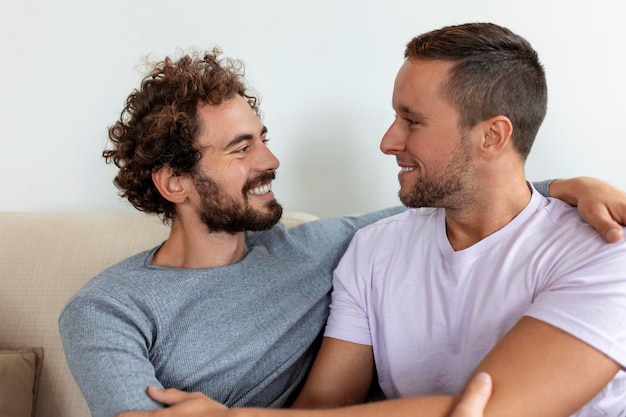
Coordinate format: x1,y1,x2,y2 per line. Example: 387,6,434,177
283,206,406,272
531,179,554,197
59,289,163,417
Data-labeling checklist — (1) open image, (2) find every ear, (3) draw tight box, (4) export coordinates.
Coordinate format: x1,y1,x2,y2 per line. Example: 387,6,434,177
152,165,189,204
480,115,513,157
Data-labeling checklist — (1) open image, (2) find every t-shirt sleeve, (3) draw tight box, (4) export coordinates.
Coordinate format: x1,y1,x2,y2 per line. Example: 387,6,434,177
323,230,374,346
525,238,626,369
59,290,163,417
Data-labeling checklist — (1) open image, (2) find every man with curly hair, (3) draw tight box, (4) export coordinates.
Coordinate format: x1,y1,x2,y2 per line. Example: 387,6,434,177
60,46,626,417
59,49,407,417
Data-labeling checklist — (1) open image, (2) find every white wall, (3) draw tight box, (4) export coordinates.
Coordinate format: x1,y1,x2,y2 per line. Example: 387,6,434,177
2,0,624,217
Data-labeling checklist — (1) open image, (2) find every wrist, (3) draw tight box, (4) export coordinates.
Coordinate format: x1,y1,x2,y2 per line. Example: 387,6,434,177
547,177,580,206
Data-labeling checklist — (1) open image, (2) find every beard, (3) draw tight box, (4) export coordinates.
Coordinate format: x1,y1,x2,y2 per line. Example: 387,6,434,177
193,171,283,234
399,139,472,209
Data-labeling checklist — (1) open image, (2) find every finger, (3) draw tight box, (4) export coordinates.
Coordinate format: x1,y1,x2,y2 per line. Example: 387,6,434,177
596,206,624,243
605,227,623,243
593,210,624,243
580,204,624,244
147,386,192,405
452,372,492,417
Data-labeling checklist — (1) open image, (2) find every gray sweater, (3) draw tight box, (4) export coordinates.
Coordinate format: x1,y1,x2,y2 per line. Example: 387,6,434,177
59,208,403,417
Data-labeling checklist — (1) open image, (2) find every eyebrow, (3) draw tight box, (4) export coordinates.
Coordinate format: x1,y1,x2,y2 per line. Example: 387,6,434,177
224,125,268,150
397,105,428,121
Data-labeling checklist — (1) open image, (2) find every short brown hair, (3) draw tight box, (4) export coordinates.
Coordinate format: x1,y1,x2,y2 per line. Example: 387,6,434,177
405,22,547,159
103,48,259,221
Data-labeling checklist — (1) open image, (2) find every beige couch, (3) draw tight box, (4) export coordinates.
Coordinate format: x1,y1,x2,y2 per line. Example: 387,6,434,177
0,211,318,417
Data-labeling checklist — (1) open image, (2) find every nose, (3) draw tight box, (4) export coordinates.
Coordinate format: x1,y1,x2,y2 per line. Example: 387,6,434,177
259,139,280,171
380,119,404,155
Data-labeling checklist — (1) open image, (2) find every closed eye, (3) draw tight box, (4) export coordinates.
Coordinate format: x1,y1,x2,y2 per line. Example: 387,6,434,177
393,113,418,126
395,114,418,126
394,106,426,127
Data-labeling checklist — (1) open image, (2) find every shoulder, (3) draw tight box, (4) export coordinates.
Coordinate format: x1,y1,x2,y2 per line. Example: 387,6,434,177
522,197,626,285
353,208,438,240
90,248,157,289
541,196,590,227
337,208,439,263
61,247,157,313
247,207,407,252
536,197,626,251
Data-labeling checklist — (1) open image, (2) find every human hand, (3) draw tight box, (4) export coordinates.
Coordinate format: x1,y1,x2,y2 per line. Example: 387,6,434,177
550,177,626,243
450,372,492,417
116,386,228,417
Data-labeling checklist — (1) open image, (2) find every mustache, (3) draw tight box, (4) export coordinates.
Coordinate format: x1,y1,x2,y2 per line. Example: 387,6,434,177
242,171,276,193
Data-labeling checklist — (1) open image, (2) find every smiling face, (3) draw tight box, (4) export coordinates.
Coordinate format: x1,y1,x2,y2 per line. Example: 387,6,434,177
380,58,475,209
191,95,282,233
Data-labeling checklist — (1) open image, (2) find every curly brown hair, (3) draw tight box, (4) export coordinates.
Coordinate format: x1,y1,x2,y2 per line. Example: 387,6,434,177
103,48,259,221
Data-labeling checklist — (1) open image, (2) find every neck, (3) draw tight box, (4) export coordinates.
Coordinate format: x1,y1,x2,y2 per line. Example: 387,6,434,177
151,216,247,269
444,175,531,251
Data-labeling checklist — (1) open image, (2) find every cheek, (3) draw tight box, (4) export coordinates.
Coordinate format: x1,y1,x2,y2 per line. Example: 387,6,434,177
219,162,251,189
210,158,246,178
406,138,451,165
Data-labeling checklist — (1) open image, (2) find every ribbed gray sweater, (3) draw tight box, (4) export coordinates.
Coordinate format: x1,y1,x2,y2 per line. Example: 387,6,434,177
59,209,402,417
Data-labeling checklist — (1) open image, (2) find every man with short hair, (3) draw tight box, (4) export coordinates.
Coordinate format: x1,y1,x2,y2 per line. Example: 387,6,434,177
291,22,626,416
61,42,626,417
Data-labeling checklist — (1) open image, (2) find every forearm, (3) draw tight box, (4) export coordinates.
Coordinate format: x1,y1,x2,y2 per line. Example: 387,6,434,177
534,176,626,242
230,396,456,417
544,176,623,206
545,177,577,205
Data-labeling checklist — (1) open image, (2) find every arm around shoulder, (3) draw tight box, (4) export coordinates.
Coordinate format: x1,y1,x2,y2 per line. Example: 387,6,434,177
547,176,626,243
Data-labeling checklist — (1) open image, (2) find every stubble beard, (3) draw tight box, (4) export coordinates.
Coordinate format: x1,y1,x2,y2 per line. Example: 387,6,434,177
193,171,283,234
399,139,472,209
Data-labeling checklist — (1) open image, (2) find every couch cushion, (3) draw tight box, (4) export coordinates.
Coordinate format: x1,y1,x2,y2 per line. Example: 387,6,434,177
0,347,43,417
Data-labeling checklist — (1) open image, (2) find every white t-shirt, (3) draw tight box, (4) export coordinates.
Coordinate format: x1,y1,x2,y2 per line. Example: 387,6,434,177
325,186,626,416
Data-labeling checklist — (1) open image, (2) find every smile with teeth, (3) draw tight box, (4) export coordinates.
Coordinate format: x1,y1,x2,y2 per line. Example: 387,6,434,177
248,182,272,195
400,166,416,172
